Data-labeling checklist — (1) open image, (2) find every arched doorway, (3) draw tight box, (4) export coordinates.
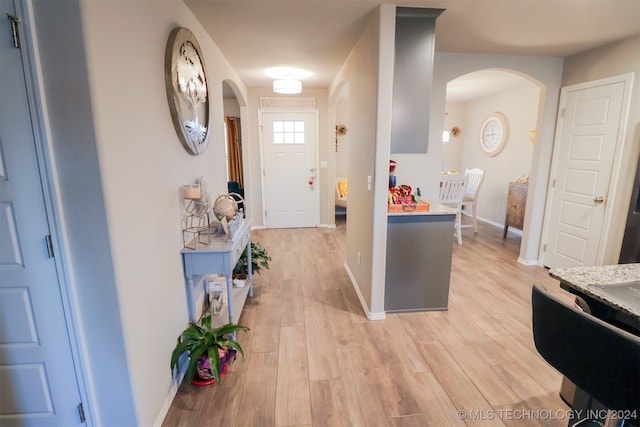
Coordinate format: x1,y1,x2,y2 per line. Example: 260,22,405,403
443,69,543,256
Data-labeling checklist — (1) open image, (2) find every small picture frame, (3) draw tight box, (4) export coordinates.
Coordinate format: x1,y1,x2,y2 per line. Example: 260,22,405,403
206,275,227,316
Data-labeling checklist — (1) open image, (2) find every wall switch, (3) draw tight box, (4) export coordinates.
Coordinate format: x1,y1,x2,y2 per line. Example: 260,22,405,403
320,160,328,168
367,176,372,191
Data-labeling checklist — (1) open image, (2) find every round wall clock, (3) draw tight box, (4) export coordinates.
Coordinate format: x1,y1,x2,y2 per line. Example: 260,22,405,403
480,112,509,156
165,27,211,156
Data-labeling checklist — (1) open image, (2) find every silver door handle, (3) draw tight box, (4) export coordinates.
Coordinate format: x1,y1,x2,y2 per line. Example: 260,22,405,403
593,196,605,203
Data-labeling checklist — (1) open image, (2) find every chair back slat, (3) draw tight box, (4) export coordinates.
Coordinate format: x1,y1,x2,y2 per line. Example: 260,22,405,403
464,168,485,198
438,173,466,204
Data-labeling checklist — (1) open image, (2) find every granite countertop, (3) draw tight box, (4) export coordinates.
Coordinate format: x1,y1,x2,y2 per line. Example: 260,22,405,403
549,264,640,319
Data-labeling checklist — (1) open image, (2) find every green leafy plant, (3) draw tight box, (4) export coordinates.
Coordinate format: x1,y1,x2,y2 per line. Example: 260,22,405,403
233,241,271,278
170,316,248,384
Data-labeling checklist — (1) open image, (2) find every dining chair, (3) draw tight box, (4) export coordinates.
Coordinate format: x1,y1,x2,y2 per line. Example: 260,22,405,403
438,173,467,244
461,168,485,233
531,284,640,427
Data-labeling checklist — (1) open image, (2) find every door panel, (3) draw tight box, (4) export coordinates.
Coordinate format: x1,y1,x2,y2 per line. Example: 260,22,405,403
0,1,82,424
543,81,625,268
262,111,318,228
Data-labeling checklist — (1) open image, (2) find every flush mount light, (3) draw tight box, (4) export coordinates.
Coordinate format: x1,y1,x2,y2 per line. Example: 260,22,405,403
273,79,302,94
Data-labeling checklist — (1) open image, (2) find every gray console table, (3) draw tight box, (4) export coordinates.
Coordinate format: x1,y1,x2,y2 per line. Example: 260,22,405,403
181,219,253,327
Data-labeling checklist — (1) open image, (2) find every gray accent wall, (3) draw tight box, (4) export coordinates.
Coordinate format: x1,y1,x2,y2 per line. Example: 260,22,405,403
390,8,443,154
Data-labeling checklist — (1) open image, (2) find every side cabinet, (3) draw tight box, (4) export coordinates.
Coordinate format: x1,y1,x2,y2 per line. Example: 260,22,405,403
504,182,528,238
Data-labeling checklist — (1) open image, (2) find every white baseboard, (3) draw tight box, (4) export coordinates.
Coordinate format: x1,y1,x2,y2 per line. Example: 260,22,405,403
154,367,186,427
517,257,539,266
343,262,385,321
319,223,336,229
476,216,523,236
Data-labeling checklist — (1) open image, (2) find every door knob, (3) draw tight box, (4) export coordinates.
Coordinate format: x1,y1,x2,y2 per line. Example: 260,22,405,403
593,196,605,203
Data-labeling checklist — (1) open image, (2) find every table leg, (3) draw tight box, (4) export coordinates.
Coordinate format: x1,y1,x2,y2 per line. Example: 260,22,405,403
247,240,253,297
185,276,195,322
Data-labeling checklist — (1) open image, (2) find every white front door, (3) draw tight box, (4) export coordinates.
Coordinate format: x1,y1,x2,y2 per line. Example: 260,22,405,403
0,1,83,425
542,78,627,268
261,111,318,228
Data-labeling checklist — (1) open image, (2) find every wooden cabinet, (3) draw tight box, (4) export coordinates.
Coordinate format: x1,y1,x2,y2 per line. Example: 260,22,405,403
504,182,528,238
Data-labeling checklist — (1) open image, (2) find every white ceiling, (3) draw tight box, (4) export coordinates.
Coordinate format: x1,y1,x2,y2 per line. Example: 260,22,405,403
187,0,640,91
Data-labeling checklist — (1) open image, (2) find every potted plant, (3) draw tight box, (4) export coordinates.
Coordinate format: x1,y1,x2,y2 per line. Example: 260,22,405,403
170,315,248,385
233,241,271,279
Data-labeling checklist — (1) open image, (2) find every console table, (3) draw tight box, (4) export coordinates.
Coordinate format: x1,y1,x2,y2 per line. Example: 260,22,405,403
181,219,253,328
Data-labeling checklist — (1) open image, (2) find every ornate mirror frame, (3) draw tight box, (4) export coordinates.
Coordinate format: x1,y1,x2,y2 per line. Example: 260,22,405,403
165,27,211,155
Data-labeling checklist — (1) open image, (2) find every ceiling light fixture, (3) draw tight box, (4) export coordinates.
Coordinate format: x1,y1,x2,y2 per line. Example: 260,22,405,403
273,78,302,94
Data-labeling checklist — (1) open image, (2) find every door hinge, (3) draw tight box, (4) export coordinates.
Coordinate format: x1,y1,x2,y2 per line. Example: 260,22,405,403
264,210,267,217
78,402,86,423
45,235,54,258
6,13,21,48
551,178,556,188
560,108,565,119
543,243,547,252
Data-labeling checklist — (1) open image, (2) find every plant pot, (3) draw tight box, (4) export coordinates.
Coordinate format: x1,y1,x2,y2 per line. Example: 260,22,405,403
192,362,226,386
191,347,237,386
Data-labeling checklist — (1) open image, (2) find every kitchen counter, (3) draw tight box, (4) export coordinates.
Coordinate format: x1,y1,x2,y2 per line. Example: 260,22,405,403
549,264,640,333
385,200,455,312
387,200,456,216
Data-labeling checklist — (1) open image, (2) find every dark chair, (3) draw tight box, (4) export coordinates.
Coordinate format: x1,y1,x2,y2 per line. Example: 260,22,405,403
227,181,245,214
531,284,640,426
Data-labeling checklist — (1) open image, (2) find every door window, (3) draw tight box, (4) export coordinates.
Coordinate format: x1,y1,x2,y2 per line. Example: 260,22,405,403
273,120,305,144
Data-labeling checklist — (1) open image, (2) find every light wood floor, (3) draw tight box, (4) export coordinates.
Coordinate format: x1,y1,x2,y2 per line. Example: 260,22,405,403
163,218,574,427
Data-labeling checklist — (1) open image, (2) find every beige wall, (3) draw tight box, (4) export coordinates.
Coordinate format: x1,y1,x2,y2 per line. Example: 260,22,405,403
443,101,466,172
329,5,394,318
458,84,540,226
36,0,247,425
558,35,640,263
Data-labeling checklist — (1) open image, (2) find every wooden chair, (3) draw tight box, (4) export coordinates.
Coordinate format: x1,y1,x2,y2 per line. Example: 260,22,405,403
461,168,485,233
438,173,467,244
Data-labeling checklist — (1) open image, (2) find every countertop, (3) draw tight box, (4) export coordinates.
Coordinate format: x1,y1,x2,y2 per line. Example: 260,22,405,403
549,264,640,320
387,200,456,217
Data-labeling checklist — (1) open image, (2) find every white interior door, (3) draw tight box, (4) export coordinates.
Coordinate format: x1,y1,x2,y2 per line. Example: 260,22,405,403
543,79,626,268
0,1,83,425
261,111,318,228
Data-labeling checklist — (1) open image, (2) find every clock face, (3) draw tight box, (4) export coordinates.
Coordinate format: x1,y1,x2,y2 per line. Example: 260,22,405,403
480,113,509,156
